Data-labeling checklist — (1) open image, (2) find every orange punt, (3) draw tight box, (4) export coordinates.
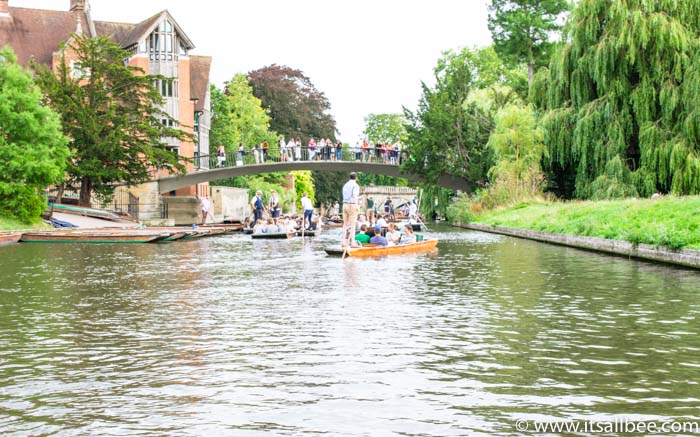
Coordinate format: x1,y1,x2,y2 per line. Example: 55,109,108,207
325,239,438,258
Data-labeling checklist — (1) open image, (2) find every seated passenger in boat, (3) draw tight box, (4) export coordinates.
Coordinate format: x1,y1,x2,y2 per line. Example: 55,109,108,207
369,224,388,246
400,223,416,244
386,223,401,245
355,224,371,244
265,218,278,233
276,219,288,233
376,214,388,228
253,219,266,234
356,214,369,232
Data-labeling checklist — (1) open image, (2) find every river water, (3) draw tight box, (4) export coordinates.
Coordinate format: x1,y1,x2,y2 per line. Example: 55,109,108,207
0,225,699,435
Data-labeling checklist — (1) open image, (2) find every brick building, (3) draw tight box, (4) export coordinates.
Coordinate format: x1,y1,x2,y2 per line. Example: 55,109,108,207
0,0,211,197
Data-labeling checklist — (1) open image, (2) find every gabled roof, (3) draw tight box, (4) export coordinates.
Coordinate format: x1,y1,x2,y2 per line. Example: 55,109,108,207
190,55,212,112
115,10,195,50
1,7,196,67
0,7,89,66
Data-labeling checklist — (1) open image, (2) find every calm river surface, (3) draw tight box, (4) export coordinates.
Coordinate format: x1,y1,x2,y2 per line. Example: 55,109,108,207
1,225,699,435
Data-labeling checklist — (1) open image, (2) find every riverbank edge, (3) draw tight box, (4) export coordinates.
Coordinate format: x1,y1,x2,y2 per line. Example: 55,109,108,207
453,222,700,269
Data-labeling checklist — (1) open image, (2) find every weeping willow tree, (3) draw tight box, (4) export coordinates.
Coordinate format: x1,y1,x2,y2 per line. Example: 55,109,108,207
531,0,700,198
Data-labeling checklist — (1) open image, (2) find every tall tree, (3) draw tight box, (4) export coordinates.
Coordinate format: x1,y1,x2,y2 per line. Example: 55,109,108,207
363,113,408,144
488,0,570,84
531,0,700,197
0,48,70,222
248,64,337,142
34,35,190,207
404,47,522,190
209,74,278,154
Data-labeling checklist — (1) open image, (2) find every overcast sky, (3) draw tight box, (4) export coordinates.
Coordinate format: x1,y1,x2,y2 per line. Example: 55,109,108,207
13,0,493,140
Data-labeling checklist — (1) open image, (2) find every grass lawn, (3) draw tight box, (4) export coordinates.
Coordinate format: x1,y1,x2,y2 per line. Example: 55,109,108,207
472,196,700,250
0,215,52,232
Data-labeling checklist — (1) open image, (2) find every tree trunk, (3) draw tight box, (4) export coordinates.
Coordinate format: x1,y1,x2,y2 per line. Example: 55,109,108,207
79,176,92,207
528,62,535,86
54,183,65,205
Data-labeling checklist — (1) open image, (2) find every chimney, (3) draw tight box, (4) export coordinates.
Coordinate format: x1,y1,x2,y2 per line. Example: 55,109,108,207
70,0,88,12
1,0,9,16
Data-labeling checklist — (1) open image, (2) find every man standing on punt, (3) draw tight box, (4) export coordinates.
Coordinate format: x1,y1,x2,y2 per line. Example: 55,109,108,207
341,172,360,247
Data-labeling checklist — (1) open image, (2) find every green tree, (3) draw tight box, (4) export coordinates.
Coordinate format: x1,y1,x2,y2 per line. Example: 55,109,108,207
248,64,337,142
363,113,408,144
531,0,700,197
0,48,70,222
488,0,570,84
404,47,519,189
34,35,190,207
210,74,278,154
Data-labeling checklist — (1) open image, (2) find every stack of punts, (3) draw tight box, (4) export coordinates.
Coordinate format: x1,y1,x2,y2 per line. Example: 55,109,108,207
20,229,172,244
0,232,22,246
200,223,244,233
325,239,438,258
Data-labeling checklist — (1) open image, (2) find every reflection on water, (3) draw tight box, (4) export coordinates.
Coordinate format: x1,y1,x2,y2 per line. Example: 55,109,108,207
1,225,699,435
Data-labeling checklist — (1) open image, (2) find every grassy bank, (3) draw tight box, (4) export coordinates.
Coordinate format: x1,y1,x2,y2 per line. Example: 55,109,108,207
458,196,700,250
0,215,52,232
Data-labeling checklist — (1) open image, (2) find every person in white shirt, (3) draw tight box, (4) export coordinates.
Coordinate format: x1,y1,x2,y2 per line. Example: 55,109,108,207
301,192,314,230
376,215,388,227
279,138,287,162
200,195,211,225
341,172,360,247
286,139,295,162
408,200,418,219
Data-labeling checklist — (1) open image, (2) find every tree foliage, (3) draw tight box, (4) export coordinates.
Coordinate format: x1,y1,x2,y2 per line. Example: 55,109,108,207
404,47,525,191
209,74,278,154
532,0,700,197
34,35,189,206
488,0,570,83
363,113,408,144
0,48,70,221
248,64,337,142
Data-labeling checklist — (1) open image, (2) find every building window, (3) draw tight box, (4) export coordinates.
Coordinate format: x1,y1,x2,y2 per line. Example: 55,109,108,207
194,111,199,133
70,61,90,79
148,19,177,61
157,79,178,98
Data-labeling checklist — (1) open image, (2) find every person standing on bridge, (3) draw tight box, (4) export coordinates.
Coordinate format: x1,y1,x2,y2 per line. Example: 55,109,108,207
216,144,226,168
308,138,316,161
237,143,245,166
341,172,360,248
253,144,260,164
295,138,302,161
262,140,269,163
287,138,295,162
279,137,287,162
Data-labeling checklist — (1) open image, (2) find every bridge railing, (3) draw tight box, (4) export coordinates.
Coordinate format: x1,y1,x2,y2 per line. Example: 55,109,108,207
195,146,407,170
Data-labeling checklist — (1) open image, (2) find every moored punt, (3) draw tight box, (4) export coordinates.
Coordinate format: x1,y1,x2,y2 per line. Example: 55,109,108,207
200,223,244,233
0,232,22,246
181,228,227,239
296,230,321,237
251,231,295,240
325,239,438,258
20,230,170,243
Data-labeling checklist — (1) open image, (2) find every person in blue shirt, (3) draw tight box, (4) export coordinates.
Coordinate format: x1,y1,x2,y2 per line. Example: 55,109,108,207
369,224,388,246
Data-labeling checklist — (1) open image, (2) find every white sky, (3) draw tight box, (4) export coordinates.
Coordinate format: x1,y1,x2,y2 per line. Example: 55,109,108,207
12,0,493,140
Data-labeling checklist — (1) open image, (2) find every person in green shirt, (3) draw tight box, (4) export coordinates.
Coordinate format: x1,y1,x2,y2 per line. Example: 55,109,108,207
355,224,371,244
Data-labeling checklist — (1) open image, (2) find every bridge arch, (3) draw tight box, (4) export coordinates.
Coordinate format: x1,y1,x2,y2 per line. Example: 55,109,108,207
156,161,469,193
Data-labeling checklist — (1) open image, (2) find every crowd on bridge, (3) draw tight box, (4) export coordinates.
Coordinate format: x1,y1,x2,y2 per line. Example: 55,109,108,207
213,138,407,168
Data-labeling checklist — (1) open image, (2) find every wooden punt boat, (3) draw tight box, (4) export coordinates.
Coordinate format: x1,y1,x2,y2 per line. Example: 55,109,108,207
200,223,244,233
0,232,22,246
325,239,438,258
296,230,321,237
242,228,254,235
251,231,295,239
20,230,170,243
